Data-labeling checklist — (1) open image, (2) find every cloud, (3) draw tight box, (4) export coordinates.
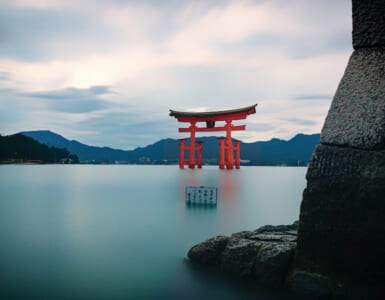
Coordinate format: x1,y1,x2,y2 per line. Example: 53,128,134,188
294,94,333,101
73,111,177,149
89,85,113,95
0,7,88,61
21,85,112,99
247,123,277,132
18,86,113,113
0,72,11,81
1,0,351,65
284,117,319,126
0,0,353,148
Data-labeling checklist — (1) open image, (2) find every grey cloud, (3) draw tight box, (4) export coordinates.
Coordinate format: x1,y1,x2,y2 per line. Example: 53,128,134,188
90,86,114,95
77,111,174,134
0,1,179,62
236,30,350,60
74,111,176,149
286,35,351,60
0,0,352,148
0,5,119,61
0,87,14,94
0,0,352,63
285,0,351,58
0,88,39,126
22,85,113,99
0,72,10,81
285,117,318,126
158,65,263,108
247,123,277,132
20,86,113,113
294,94,333,100
1,85,174,148
219,0,351,59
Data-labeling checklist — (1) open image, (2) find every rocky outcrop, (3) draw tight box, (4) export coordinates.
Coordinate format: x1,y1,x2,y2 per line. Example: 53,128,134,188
187,235,229,265
188,222,297,288
294,0,385,296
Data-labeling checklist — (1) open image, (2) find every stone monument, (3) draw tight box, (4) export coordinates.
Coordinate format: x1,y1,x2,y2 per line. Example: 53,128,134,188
293,0,385,295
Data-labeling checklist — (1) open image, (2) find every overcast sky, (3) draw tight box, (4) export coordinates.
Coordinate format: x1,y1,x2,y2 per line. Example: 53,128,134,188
0,0,352,149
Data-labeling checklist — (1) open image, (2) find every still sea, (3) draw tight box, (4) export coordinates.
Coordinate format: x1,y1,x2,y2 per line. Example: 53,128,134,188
0,165,306,299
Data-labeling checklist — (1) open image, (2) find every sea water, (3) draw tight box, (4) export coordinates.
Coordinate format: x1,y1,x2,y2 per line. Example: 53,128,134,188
0,165,306,299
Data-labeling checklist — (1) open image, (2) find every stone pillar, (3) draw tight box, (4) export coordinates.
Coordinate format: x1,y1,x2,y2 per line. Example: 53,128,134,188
293,0,385,294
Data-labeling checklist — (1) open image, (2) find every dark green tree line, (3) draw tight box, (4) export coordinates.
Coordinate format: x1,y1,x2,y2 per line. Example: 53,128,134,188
0,133,79,163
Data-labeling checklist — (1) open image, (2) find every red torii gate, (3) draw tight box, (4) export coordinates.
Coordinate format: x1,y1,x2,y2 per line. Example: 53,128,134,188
169,104,257,169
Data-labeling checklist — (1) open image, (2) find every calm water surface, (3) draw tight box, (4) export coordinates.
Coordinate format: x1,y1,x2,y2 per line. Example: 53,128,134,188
0,165,306,299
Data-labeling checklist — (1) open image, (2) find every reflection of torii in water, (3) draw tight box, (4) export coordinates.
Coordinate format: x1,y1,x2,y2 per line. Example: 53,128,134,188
169,104,257,169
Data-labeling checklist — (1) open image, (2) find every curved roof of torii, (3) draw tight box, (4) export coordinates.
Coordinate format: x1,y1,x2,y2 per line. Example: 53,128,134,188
169,103,257,120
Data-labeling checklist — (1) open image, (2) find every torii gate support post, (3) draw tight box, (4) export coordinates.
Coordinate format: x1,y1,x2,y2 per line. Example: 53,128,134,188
225,120,234,170
197,141,203,168
218,138,226,169
235,141,241,169
188,122,196,169
179,139,185,169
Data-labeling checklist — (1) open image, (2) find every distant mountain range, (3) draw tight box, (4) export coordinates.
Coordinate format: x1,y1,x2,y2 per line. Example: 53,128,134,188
21,130,320,166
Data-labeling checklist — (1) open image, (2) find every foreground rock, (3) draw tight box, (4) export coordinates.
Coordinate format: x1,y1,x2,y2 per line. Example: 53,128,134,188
290,1,385,298
188,222,297,288
295,1,385,295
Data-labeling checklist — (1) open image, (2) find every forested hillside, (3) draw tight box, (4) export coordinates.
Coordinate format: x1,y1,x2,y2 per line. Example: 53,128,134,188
0,133,79,163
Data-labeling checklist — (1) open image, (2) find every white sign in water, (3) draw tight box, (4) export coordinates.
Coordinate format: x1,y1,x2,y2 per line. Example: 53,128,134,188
185,186,217,205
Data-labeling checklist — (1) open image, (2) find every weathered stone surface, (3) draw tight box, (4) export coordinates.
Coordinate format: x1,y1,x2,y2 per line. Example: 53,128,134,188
297,144,385,282
306,143,385,180
253,222,298,234
229,230,252,239
254,242,294,287
320,47,385,150
220,238,261,277
295,1,385,294
289,270,332,298
249,233,296,243
352,0,385,49
187,235,229,265
187,223,297,287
